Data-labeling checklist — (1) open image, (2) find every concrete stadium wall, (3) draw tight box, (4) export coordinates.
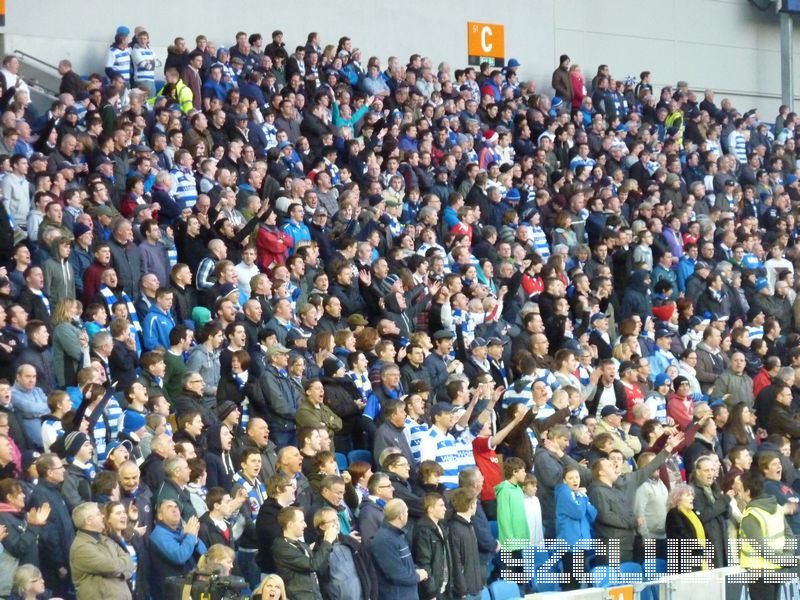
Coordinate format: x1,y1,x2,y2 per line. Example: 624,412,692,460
0,0,796,117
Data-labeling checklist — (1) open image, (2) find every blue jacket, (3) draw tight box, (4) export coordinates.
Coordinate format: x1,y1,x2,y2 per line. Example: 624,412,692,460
143,305,175,351
676,256,696,293
149,523,207,600
371,522,419,600
555,483,597,548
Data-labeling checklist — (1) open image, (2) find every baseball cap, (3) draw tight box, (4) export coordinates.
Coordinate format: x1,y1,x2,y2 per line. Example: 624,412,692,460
286,328,311,343
600,405,626,418
655,328,674,339
430,402,458,417
487,337,506,347
470,337,488,350
590,312,608,323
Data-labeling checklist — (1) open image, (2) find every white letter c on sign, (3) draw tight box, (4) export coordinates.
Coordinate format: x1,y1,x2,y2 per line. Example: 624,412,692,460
481,26,493,53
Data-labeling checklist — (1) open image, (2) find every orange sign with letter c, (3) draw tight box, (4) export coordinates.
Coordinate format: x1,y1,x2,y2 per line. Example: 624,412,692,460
467,22,504,59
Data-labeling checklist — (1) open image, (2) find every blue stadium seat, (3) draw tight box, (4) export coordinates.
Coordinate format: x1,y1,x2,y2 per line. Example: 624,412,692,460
480,588,491,600
335,452,349,472
619,562,644,583
641,558,667,600
488,579,523,600
347,449,373,466
642,558,667,581
590,565,621,588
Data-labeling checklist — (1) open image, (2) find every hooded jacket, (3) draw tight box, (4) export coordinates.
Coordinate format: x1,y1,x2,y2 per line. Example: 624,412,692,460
43,237,76,306
185,344,221,402
619,270,653,322
204,423,235,492
495,479,529,545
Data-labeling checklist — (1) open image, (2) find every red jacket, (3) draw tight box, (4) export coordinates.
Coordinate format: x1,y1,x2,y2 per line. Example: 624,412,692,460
667,392,694,431
752,368,772,399
255,224,293,271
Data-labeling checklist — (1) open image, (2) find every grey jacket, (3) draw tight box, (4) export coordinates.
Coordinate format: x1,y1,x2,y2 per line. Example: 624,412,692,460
588,449,669,562
694,342,728,394
715,370,755,408
43,255,76,306
186,344,221,401
138,240,171,287
108,235,143,297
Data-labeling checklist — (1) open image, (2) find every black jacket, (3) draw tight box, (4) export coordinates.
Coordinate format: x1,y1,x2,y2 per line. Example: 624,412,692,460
664,508,705,574
139,453,165,495
110,339,139,389
320,376,362,441
169,283,197,327
272,536,333,600
387,472,424,520
28,479,75,574
586,379,627,417
16,288,52,328
690,482,729,568
255,498,284,573
412,516,450,600
198,512,234,550
0,507,41,566
447,514,484,597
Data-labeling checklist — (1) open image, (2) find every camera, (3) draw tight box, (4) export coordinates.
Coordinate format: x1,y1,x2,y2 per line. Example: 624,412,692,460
165,569,249,600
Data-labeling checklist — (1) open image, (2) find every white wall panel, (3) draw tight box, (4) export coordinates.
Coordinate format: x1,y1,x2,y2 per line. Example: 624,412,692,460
1,0,799,116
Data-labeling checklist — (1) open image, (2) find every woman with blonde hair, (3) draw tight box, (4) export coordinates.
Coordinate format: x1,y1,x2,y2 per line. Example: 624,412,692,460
197,543,236,576
254,573,287,599
569,63,585,110
9,564,46,600
52,297,89,387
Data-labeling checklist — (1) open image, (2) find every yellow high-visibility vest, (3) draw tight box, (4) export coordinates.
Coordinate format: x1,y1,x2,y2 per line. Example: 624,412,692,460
739,505,785,571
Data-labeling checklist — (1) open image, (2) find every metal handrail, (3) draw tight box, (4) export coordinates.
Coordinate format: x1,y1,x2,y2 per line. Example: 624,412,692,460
12,49,60,73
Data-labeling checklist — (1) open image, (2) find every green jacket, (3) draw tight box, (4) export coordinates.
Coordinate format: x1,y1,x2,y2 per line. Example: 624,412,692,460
163,349,187,405
495,479,529,547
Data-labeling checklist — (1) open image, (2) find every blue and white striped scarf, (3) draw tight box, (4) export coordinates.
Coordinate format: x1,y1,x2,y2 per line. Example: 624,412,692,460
233,372,251,429
232,472,266,522
99,285,142,334
348,371,372,401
